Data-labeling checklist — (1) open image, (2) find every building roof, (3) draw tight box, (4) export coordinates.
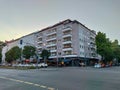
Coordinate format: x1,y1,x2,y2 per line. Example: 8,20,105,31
5,19,96,43
38,19,96,34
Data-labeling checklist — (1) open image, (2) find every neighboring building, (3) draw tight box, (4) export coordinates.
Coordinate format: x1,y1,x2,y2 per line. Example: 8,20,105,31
1,32,38,63
18,32,37,49
36,19,97,65
2,39,19,63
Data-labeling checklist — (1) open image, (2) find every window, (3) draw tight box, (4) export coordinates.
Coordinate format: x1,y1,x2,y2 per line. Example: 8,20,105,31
51,52,57,56
47,40,56,45
47,28,57,34
63,30,71,35
64,50,72,55
38,38,42,41
63,37,71,42
47,46,57,50
63,44,72,48
47,34,56,39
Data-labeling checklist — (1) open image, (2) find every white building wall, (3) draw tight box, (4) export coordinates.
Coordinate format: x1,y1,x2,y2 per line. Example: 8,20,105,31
18,32,37,49
2,32,37,63
36,19,97,59
2,46,8,63
1,39,19,63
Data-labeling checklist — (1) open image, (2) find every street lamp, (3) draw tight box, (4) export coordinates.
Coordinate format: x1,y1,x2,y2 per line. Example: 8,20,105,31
43,43,46,65
56,52,59,68
19,40,23,64
85,43,91,66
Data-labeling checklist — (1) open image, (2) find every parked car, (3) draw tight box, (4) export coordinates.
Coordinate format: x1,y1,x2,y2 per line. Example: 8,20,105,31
79,62,86,67
38,63,48,68
94,63,101,68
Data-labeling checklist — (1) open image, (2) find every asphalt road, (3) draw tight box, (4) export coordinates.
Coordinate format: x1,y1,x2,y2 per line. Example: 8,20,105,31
0,67,120,90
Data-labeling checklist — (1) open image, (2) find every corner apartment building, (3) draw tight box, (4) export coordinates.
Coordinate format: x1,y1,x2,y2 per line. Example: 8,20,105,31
36,19,97,63
2,19,98,65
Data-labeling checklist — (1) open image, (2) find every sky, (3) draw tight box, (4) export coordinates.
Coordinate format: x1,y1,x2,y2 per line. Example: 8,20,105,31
0,0,120,43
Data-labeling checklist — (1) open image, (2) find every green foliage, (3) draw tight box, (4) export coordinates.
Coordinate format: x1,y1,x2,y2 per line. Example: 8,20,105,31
96,32,114,62
22,46,36,59
5,46,21,63
0,41,6,49
40,49,50,60
111,40,120,62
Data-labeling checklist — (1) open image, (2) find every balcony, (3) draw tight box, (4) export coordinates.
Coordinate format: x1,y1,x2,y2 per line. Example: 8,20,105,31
62,41,72,44
62,54,78,58
37,41,43,44
63,48,73,51
46,37,56,41
62,34,72,38
62,27,72,32
37,46,42,49
46,44,56,47
50,49,57,52
46,31,56,36
37,35,42,39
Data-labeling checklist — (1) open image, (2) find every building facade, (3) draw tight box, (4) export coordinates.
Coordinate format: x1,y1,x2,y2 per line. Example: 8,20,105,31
2,19,98,65
36,19,97,65
1,32,37,63
2,39,19,63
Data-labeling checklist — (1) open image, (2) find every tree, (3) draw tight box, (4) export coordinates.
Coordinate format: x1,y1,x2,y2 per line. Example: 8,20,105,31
22,46,36,59
111,40,120,63
96,32,114,62
40,49,50,60
5,46,21,63
0,41,6,48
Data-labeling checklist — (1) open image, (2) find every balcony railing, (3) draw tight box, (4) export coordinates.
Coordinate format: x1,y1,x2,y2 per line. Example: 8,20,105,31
46,31,57,36
62,41,72,44
46,44,57,47
46,37,57,41
62,34,72,38
62,26,72,31
63,48,73,51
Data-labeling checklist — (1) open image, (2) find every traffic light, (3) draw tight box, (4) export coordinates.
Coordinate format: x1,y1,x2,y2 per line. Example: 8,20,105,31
20,40,23,45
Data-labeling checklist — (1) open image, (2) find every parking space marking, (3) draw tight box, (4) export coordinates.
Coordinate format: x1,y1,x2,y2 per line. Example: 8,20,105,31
0,76,56,90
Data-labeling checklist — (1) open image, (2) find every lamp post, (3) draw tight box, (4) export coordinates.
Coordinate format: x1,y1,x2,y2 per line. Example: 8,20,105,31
85,43,91,66
56,52,59,68
43,43,46,66
20,40,23,64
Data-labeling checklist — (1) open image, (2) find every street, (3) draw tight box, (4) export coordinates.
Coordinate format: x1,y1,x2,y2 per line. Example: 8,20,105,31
0,67,120,90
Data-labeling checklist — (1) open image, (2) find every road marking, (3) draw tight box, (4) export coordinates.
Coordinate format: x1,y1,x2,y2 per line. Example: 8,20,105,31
40,85,47,88
0,76,56,90
34,84,41,87
24,81,34,85
47,87,55,90
14,80,24,83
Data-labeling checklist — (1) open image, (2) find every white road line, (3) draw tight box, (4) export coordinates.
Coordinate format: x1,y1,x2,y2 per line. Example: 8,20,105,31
40,85,47,88
34,84,41,87
47,87,55,90
0,76,56,90
24,81,34,85
14,80,24,83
